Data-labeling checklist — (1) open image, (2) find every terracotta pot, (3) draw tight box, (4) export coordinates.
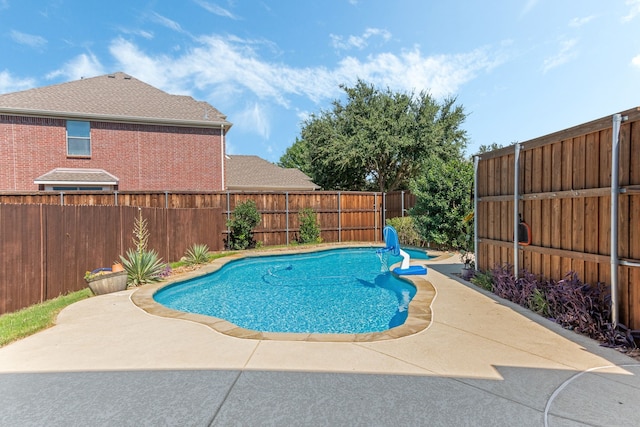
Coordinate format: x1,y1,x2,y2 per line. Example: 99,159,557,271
111,262,124,273
86,271,128,295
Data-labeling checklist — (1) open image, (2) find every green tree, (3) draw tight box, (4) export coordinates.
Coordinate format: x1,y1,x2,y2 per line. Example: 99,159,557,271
409,157,474,249
278,137,312,175
282,79,468,192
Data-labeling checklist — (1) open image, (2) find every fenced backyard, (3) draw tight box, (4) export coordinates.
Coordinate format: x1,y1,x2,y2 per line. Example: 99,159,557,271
475,107,640,330
0,191,413,314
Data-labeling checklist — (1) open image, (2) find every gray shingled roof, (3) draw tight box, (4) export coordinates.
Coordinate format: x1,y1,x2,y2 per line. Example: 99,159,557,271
0,72,232,128
34,168,119,185
225,155,320,191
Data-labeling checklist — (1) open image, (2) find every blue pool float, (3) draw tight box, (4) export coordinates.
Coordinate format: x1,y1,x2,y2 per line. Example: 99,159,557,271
378,226,427,276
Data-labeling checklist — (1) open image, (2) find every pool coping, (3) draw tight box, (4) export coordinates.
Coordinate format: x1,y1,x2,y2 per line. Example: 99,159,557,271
131,243,451,342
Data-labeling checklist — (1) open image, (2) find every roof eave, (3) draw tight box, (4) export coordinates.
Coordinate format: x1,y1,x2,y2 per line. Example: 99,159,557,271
226,185,320,191
0,107,233,130
34,180,119,185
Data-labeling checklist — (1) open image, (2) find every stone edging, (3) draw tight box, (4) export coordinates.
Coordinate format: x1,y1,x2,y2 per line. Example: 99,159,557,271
131,243,449,342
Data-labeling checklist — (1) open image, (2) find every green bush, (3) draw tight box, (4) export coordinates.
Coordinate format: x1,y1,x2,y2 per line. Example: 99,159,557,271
409,157,473,249
184,243,210,265
226,200,261,250
470,270,493,292
298,208,322,244
385,217,422,247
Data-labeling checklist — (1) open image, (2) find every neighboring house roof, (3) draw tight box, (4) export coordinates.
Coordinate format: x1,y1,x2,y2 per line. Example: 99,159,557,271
34,168,119,186
0,72,232,129
225,155,320,191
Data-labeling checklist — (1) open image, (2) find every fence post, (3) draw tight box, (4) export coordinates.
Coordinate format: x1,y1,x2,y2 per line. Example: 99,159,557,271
382,192,387,228
473,155,480,272
114,190,118,206
338,192,341,242
374,193,378,242
59,192,64,206
610,113,623,328
401,191,405,217
513,143,521,278
165,191,169,209
285,192,289,245
40,204,45,304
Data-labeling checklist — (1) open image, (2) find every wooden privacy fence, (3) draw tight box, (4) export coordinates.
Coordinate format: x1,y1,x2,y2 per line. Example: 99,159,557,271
475,107,640,330
1,191,414,314
0,204,222,314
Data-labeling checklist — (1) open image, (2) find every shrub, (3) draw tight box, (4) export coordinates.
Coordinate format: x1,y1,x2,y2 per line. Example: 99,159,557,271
470,270,493,292
385,217,422,247
120,248,166,286
544,272,611,342
298,208,322,244
226,200,261,250
184,243,210,265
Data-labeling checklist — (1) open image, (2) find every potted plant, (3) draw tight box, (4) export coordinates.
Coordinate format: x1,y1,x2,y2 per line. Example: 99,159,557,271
458,212,475,281
84,268,128,295
460,249,475,281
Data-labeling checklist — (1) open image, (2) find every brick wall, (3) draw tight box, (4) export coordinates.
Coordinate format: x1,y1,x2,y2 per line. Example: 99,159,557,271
0,115,225,191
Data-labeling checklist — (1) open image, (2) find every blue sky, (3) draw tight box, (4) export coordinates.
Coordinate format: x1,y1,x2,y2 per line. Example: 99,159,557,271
1,0,639,162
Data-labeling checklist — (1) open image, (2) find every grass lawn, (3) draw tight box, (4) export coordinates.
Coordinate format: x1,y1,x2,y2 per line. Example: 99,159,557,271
0,288,93,347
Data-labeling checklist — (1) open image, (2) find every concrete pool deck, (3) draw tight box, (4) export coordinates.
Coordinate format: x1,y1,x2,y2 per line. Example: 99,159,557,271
1,249,639,426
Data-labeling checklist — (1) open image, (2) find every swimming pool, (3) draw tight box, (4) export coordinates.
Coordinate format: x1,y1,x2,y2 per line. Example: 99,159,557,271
154,248,425,334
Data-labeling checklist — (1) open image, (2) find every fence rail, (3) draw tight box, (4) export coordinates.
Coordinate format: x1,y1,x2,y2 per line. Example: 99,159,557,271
0,190,413,314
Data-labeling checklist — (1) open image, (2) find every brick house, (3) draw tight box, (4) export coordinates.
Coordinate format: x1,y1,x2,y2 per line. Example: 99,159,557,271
0,72,232,191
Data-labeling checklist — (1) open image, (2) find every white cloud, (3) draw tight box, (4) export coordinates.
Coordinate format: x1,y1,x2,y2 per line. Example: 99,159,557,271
330,28,392,51
194,0,238,19
632,54,640,68
542,38,578,73
0,70,35,94
569,15,595,28
117,27,154,40
107,35,501,109
233,102,271,139
150,12,186,34
622,0,640,22
9,30,47,49
46,53,105,81
520,0,539,18
108,38,182,93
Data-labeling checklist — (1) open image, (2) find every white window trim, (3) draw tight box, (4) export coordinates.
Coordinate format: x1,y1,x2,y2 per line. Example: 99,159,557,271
66,120,91,157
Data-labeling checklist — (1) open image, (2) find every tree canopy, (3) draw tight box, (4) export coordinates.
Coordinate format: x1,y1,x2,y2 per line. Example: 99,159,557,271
279,79,469,192
409,156,474,249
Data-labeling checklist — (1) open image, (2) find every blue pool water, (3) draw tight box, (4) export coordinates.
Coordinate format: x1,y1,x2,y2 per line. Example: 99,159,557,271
154,248,427,334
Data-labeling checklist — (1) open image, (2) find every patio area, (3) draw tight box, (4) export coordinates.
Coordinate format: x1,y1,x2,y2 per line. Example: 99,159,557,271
1,254,639,426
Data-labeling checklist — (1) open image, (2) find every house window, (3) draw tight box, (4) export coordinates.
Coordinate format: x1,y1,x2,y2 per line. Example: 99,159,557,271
67,120,91,156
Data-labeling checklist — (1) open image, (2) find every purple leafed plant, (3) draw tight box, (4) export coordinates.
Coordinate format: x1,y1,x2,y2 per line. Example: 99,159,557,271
485,266,633,347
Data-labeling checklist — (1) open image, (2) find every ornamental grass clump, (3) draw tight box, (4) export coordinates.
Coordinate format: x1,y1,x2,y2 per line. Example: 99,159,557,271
120,209,167,286
184,243,211,265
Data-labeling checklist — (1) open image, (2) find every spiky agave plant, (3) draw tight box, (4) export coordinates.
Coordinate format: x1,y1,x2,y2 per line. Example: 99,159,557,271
184,243,210,265
120,248,166,286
